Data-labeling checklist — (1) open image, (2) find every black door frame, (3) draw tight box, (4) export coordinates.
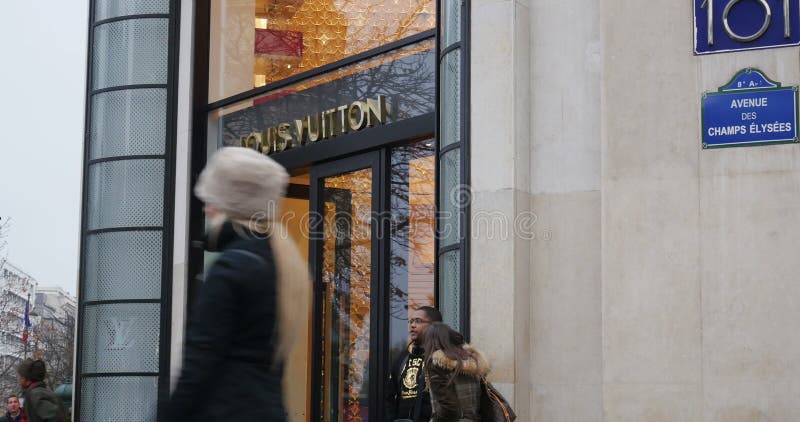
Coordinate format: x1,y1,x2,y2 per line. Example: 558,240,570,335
309,151,386,422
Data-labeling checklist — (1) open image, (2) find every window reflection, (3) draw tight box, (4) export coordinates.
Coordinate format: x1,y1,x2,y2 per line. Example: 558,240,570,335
208,40,435,151
388,139,435,365
322,168,373,422
209,0,435,102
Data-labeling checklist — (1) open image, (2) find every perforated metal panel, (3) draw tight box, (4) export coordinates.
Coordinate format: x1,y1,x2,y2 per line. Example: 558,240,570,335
80,376,158,421
441,0,461,47
87,159,165,230
95,0,169,21
439,250,461,331
90,89,167,159
439,148,461,247
84,231,162,301
440,50,461,148
92,19,169,90
81,303,160,373
79,0,177,418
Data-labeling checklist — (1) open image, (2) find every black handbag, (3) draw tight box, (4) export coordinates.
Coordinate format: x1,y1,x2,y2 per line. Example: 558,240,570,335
480,377,516,422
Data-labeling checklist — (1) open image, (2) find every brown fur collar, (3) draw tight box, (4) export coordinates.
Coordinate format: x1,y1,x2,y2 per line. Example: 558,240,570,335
430,344,490,376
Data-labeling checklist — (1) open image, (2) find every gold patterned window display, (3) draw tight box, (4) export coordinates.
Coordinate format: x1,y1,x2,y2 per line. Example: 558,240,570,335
254,0,433,87
209,0,434,101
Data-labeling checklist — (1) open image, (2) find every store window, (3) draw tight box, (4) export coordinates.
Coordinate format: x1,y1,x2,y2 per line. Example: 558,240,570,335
192,0,465,416
388,141,435,364
209,0,435,102
208,39,435,152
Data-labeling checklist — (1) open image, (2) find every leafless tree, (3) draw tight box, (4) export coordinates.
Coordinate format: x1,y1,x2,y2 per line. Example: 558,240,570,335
0,274,30,397
0,216,73,397
32,312,75,389
0,216,10,274
0,300,76,397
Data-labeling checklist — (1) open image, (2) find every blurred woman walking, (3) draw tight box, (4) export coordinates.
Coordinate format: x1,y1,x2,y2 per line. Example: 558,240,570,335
167,147,311,421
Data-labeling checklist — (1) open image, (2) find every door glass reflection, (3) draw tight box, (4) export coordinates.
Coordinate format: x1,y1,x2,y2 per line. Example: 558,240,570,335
388,139,435,365
321,167,372,422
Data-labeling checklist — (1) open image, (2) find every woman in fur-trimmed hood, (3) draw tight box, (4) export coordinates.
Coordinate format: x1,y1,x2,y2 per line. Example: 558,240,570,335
167,147,311,421
423,322,491,422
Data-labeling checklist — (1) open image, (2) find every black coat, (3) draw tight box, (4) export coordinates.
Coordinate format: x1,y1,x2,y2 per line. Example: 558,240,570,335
385,344,432,422
167,222,285,421
0,411,22,422
21,382,68,422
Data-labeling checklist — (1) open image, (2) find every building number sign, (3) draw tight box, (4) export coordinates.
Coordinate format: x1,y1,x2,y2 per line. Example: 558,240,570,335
695,0,800,54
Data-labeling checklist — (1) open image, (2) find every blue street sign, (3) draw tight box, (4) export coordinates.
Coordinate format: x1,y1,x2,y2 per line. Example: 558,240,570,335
702,69,798,148
695,0,800,54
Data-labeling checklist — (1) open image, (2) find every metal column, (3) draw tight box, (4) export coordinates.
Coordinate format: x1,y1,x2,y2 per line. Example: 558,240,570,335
75,0,179,420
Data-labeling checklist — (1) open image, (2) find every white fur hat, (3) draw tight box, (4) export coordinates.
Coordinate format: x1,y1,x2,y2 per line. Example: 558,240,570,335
195,147,289,221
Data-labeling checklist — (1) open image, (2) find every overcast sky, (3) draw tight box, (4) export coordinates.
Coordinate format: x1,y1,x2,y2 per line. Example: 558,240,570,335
0,2,89,295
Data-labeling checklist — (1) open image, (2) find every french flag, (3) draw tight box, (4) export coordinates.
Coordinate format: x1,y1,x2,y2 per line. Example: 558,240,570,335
22,293,30,344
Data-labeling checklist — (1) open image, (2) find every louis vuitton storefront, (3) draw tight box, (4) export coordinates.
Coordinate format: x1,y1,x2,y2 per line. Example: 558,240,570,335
76,0,470,420
191,1,470,420
78,0,800,421
190,0,468,421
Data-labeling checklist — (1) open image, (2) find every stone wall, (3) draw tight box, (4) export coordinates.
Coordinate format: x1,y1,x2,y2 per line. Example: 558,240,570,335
471,1,800,420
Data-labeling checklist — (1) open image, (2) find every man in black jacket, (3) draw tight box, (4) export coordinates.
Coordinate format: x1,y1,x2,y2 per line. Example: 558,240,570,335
0,395,23,422
385,306,442,422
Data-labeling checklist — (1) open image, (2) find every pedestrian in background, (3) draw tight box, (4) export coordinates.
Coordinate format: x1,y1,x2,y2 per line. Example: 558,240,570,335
423,322,490,422
385,306,442,422
167,147,311,420
0,395,24,422
15,359,67,422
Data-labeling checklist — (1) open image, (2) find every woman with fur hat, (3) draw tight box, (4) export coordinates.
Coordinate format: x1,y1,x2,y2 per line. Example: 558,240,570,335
422,323,490,422
167,147,311,420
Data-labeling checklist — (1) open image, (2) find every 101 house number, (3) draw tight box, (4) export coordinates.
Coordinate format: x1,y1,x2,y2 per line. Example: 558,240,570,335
700,0,791,44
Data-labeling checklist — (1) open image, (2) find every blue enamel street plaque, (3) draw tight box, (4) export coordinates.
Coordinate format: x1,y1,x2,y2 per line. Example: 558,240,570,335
702,69,798,148
695,0,800,55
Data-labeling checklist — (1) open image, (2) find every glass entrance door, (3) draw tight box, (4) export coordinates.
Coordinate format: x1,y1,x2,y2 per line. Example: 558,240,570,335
309,140,436,422
311,152,381,422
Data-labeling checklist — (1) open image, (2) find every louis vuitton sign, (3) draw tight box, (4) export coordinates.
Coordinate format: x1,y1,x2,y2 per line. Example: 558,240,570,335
240,95,389,155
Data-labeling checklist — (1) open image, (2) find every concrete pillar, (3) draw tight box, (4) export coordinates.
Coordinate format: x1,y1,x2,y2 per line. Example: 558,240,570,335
470,0,532,420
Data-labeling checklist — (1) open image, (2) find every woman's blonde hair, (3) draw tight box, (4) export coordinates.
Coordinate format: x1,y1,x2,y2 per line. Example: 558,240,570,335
268,222,311,363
